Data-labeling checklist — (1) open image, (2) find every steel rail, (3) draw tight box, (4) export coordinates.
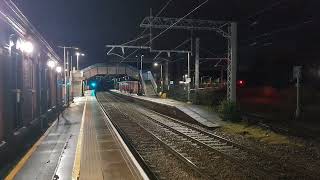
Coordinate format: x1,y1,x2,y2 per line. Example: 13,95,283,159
98,93,210,179
110,93,318,179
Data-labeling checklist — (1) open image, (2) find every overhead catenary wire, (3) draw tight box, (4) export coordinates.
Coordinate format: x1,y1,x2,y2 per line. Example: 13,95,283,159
242,19,313,46
120,0,209,63
246,0,288,22
108,0,175,58
138,0,175,37
120,34,150,46
151,38,190,62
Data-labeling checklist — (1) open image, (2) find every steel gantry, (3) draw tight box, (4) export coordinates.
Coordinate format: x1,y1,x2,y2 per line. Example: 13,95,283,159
140,16,238,102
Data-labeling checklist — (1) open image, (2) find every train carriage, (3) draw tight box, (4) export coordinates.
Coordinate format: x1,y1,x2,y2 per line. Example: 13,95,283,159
0,0,63,165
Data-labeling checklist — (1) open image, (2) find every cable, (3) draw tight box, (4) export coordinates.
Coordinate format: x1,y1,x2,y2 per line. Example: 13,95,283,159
200,47,220,57
138,0,175,37
120,34,150,46
120,0,209,63
174,38,191,50
247,0,288,21
242,19,313,45
108,0,175,58
151,38,190,61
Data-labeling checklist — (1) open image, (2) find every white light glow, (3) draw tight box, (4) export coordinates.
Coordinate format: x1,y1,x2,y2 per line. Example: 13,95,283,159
16,39,34,54
47,60,56,68
153,62,159,67
76,52,85,56
23,41,34,53
9,40,14,48
56,66,62,73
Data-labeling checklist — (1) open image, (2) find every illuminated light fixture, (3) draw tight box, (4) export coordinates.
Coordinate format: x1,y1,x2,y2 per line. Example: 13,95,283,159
56,66,62,73
9,40,14,48
16,39,34,54
153,62,159,67
47,60,56,68
76,52,85,56
16,39,22,51
22,41,34,53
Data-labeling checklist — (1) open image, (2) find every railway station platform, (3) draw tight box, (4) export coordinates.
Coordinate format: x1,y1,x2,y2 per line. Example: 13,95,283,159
5,93,147,180
110,90,221,128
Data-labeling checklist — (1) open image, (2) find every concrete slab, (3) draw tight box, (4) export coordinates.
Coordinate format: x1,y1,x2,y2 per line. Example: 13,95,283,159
10,95,147,180
111,90,221,128
13,97,86,180
80,96,146,180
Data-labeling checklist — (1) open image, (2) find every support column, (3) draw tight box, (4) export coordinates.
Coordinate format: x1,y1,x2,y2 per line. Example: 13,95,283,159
63,48,67,106
195,38,200,90
66,50,70,106
230,22,237,102
164,60,169,91
187,53,191,102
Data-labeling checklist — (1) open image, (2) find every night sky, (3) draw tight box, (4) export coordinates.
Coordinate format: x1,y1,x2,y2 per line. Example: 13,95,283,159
12,0,320,86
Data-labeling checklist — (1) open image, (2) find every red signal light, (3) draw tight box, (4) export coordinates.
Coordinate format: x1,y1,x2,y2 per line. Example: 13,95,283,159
238,80,245,87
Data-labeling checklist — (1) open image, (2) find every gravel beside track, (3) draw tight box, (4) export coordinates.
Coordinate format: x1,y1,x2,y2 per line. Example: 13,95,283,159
97,92,318,179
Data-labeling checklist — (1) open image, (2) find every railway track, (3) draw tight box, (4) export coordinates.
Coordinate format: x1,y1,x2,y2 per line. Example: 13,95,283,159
98,92,318,179
98,93,205,179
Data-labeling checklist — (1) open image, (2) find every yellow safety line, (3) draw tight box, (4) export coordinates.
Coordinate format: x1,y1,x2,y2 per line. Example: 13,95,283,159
72,97,87,180
5,120,58,180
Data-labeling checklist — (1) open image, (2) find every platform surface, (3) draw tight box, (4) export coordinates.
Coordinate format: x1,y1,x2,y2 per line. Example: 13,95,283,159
79,96,141,180
7,94,145,180
111,90,221,128
13,97,86,180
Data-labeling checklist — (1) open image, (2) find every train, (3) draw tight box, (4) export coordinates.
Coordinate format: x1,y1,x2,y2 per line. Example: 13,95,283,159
0,1,64,166
117,81,139,94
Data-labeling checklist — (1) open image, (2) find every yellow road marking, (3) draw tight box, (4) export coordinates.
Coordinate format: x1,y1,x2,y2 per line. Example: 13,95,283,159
5,120,58,180
72,97,87,180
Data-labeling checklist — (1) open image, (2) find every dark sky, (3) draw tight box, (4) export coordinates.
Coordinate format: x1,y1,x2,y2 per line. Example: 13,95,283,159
12,0,319,74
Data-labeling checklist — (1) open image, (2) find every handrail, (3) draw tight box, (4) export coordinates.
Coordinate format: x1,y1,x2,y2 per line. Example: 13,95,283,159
147,71,158,95
139,70,147,95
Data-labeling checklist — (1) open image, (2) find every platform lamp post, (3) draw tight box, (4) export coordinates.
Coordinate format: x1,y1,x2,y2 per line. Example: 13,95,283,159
55,66,62,121
138,54,144,95
187,52,191,103
47,59,57,120
58,46,79,106
140,54,144,72
75,52,85,71
153,62,163,93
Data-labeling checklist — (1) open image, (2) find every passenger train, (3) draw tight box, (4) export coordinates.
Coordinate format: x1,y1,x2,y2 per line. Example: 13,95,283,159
0,1,64,166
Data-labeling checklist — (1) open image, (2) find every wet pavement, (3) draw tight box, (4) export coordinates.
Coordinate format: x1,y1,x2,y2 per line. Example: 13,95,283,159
9,94,146,180
14,97,85,180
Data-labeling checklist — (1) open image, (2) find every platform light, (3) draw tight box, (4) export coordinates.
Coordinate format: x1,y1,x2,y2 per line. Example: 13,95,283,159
9,40,14,48
153,62,159,67
76,52,85,56
17,40,34,54
47,60,56,69
56,66,62,73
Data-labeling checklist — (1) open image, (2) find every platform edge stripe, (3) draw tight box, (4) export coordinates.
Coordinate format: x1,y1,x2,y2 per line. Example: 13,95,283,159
97,97,149,180
4,120,58,180
72,97,87,180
